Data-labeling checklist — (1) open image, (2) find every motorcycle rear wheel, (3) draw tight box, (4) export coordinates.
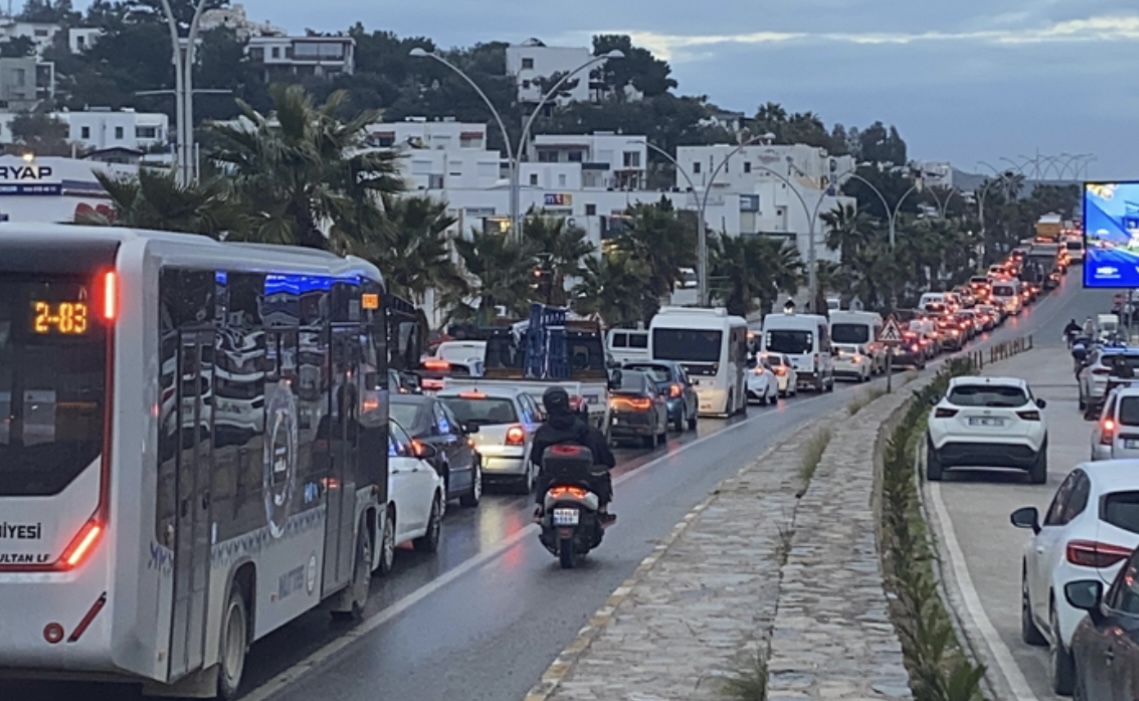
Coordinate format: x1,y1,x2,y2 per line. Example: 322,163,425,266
558,536,576,569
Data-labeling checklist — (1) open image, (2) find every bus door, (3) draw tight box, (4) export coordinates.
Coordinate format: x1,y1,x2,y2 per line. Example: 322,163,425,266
322,328,359,596
169,330,215,680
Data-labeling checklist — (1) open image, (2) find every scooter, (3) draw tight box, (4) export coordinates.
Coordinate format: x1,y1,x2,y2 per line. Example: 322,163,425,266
537,445,614,569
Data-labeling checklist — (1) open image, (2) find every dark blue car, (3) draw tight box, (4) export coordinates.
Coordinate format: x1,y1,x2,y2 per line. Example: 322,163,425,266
621,360,699,432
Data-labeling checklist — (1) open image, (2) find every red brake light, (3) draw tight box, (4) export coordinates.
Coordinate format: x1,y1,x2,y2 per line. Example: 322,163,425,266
1102,418,1116,445
1017,410,1041,421
101,270,117,321
548,485,588,500
934,408,958,418
423,359,449,370
505,425,525,446
61,518,103,569
458,390,486,399
1066,540,1133,568
611,396,652,411
550,445,582,455
669,383,681,398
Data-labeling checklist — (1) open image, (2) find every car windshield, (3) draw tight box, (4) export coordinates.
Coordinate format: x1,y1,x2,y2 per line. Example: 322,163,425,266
624,364,671,383
765,329,813,355
389,402,422,431
1103,492,1139,535
1066,241,1083,251
1120,397,1139,426
946,384,1028,408
440,396,518,425
830,323,869,344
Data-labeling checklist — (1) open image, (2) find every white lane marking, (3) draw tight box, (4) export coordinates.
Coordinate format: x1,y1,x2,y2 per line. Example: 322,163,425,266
242,390,839,700
928,482,1039,701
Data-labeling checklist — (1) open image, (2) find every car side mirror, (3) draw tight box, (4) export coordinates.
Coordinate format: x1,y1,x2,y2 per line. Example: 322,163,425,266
1064,580,1105,619
462,422,480,434
928,395,940,406
1010,506,1041,534
1036,398,1047,409
608,369,623,390
413,441,438,460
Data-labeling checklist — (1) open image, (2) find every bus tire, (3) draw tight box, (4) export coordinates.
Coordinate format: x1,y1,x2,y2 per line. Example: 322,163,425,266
332,523,372,621
216,585,249,701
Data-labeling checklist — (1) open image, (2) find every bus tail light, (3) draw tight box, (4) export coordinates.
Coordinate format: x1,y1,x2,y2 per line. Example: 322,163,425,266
505,425,525,446
101,270,117,321
61,518,103,570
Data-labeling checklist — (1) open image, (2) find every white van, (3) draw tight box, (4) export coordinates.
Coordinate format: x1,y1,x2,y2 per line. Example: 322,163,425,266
649,307,748,416
759,311,835,393
991,279,1022,316
918,292,946,310
829,311,885,374
606,328,649,364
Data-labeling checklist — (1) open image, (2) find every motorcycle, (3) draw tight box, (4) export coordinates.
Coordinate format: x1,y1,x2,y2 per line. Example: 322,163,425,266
537,445,613,569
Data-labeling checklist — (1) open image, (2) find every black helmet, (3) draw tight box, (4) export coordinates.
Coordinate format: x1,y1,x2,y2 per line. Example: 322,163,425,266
542,386,571,415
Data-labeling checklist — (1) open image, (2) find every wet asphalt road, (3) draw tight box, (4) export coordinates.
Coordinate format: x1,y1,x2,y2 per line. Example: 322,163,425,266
2,276,1084,701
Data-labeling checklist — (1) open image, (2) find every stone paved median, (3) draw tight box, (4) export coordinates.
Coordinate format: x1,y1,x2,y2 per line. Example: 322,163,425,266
524,386,916,701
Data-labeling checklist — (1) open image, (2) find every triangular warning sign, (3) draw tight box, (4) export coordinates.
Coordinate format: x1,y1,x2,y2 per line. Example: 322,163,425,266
878,316,905,343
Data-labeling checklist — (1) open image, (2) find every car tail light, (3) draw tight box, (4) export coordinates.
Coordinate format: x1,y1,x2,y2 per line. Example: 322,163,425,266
1017,410,1041,421
612,396,652,411
1093,368,1111,375
423,359,449,371
1101,418,1116,445
669,383,681,398
548,485,588,500
910,344,920,353
934,408,958,418
505,425,525,446
773,367,786,376
61,518,103,570
1066,539,1133,568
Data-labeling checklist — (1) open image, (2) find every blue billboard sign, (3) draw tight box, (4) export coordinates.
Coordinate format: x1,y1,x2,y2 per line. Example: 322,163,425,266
1083,181,1139,288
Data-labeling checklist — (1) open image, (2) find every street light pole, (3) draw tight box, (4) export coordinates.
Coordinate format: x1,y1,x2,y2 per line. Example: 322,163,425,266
160,0,210,185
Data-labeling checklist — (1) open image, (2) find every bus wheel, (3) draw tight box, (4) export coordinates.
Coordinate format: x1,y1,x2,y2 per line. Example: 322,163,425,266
333,526,372,621
217,586,249,700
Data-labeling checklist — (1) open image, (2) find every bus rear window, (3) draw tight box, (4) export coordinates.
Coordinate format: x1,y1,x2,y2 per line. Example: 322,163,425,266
765,330,813,355
830,323,869,344
652,329,723,363
0,278,107,496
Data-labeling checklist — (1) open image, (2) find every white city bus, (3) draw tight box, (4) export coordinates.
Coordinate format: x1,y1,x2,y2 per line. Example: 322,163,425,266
648,306,748,417
0,225,392,698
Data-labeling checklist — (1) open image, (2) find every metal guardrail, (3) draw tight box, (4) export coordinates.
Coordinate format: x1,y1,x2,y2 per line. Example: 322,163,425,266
963,334,1035,370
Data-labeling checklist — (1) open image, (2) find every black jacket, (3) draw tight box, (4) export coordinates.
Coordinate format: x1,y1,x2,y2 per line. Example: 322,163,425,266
529,412,616,469
1064,321,1081,335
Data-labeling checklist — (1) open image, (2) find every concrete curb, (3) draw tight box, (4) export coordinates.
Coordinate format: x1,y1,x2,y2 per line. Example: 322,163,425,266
519,419,820,701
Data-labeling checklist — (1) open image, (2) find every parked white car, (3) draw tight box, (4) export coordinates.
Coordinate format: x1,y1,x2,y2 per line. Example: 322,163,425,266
376,419,446,575
832,343,873,382
1090,385,1139,460
758,352,798,397
744,355,779,405
926,376,1048,483
1011,461,1139,695
436,385,542,493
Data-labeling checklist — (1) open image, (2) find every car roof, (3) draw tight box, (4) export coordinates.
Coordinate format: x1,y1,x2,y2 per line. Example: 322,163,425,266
947,375,1027,388
390,394,432,407
436,385,524,399
1074,460,1139,493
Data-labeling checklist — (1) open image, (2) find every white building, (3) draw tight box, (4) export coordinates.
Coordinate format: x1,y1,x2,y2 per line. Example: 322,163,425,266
246,34,355,80
363,117,487,151
68,27,100,54
0,108,169,152
505,39,596,105
199,3,285,38
0,20,61,57
911,160,954,189
676,143,857,194
531,132,647,190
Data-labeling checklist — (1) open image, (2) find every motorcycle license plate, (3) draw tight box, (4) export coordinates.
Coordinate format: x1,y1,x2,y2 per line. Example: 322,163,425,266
552,508,579,526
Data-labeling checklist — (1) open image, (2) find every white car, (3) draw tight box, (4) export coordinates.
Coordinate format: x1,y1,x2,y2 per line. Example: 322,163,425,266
1078,348,1139,419
1011,461,1139,695
1090,385,1139,460
376,419,446,575
926,376,1048,483
758,352,798,397
436,385,541,493
745,355,779,405
832,343,873,382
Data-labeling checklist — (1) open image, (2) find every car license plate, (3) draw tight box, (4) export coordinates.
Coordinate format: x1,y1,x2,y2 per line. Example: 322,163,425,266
968,417,1005,427
553,508,579,526
1125,439,1139,449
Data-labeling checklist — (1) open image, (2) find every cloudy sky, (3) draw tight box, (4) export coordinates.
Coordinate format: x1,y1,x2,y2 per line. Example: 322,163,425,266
117,1,1139,179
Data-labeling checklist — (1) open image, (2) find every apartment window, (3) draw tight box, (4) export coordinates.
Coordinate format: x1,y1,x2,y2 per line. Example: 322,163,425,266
537,150,557,163
558,173,566,187
114,126,124,139
76,35,85,48
521,80,530,89
521,57,534,69
10,68,25,87
567,150,583,163
34,29,48,37
80,126,90,139
529,173,538,186
136,126,158,139
292,42,345,59
585,204,597,216
271,46,280,59
743,162,752,173
622,151,641,168
692,162,701,173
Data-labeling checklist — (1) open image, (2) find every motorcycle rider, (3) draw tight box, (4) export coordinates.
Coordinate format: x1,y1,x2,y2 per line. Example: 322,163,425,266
1083,316,1096,337
1064,318,1081,337
530,386,616,524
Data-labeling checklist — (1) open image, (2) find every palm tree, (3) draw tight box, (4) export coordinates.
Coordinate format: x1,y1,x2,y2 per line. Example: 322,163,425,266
571,252,645,325
613,198,697,323
76,168,246,237
822,203,879,267
208,84,404,251
442,229,536,324
522,210,596,306
348,193,464,305
709,234,803,317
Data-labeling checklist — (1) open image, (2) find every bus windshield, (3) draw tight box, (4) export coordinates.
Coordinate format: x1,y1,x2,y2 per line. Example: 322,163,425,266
830,323,869,344
765,329,814,355
0,277,107,496
652,328,723,363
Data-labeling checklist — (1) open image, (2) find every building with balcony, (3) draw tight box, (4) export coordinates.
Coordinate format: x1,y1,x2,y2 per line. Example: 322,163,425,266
505,39,599,105
0,56,53,110
199,3,285,38
247,34,355,80
910,160,955,189
0,20,61,57
363,117,487,151
531,132,647,190
676,143,857,195
68,27,101,53
0,108,169,152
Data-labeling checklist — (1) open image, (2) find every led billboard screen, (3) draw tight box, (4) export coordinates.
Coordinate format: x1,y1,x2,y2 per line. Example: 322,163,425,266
1084,181,1139,288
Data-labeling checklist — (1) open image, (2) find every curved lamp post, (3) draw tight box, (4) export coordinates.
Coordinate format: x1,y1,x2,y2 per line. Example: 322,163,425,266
160,0,210,186
410,48,623,241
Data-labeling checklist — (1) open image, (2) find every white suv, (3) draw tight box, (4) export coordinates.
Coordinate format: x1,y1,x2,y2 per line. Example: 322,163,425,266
1090,385,1139,460
926,376,1048,483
